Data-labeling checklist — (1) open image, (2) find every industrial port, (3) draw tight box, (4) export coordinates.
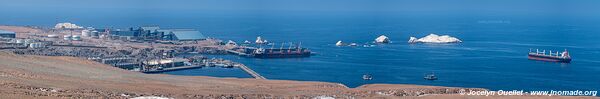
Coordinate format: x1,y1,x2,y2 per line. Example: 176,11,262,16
0,23,280,79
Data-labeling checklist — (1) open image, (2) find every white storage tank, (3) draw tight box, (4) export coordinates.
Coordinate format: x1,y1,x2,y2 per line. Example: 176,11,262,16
64,35,72,40
99,34,108,39
15,39,24,43
24,39,35,44
91,31,99,37
29,43,36,48
29,42,45,48
47,34,59,38
72,35,81,41
81,30,91,37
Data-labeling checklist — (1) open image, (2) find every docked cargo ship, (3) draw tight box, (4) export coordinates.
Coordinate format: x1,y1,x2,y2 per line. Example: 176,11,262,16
528,49,571,63
252,47,311,58
227,42,313,58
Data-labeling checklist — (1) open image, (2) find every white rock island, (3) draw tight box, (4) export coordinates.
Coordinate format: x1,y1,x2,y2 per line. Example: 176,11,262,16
408,34,462,43
375,35,390,43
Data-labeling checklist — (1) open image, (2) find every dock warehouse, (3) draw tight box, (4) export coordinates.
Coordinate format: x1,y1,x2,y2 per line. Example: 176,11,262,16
168,29,206,41
0,30,16,38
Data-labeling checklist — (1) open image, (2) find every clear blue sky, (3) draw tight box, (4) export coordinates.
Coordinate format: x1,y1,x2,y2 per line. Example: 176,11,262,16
1,0,599,17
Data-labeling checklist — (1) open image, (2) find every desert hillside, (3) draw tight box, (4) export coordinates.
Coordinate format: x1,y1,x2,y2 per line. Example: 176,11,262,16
0,52,594,99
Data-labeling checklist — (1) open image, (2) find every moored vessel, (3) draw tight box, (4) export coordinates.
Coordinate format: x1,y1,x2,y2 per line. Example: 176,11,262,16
424,72,437,80
252,48,311,58
528,49,571,63
363,74,372,80
250,42,312,58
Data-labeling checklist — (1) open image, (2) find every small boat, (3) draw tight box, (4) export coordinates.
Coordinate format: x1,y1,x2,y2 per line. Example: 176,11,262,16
363,44,375,47
223,64,234,68
214,63,226,67
528,49,571,63
424,72,437,80
362,74,373,80
207,62,216,67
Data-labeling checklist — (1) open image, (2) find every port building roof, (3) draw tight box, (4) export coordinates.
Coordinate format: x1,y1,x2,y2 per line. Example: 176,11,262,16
0,30,16,34
141,26,160,31
94,28,108,32
111,30,137,36
170,29,206,40
157,29,171,33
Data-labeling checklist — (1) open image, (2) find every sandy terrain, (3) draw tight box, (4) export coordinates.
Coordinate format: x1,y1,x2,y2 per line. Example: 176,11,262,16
0,25,42,38
0,52,596,99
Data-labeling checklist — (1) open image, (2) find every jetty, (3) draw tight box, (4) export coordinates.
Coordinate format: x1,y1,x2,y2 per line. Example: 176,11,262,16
237,64,266,79
142,65,203,73
52,44,108,48
226,49,251,56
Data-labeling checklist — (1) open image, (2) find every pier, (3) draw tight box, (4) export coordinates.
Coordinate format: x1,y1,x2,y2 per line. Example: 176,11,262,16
226,49,251,57
142,65,203,73
52,44,108,48
237,64,266,79
141,60,266,79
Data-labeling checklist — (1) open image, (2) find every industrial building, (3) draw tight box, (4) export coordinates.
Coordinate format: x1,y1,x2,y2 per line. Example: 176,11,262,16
110,28,139,37
0,30,16,38
109,26,166,41
109,26,206,41
136,26,164,41
168,29,206,41
101,57,136,65
99,57,140,70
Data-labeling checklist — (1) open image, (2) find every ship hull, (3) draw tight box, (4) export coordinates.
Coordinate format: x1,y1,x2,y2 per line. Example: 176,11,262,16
253,52,311,58
528,54,571,63
246,48,313,58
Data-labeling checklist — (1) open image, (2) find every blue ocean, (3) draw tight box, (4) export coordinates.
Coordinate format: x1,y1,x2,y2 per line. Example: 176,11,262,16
184,15,600,91
1,1,600,91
